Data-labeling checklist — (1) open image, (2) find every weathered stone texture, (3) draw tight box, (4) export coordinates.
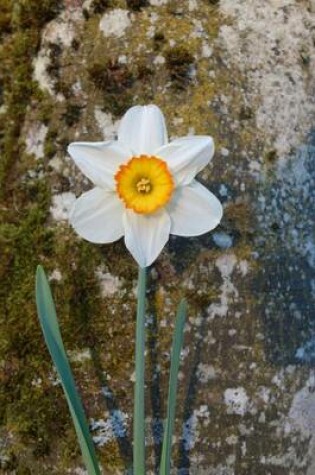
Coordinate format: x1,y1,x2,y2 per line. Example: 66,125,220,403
0,0,315,473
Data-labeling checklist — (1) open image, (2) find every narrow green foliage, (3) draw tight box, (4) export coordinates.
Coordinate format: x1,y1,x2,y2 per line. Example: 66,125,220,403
133,266,147,475
35,266,100,475
160,299,187,475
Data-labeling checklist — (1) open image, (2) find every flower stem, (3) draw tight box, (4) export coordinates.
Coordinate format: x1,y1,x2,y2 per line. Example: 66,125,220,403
134,266,147,475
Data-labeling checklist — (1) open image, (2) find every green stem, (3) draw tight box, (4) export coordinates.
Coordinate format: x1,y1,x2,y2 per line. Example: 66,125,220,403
133,266,147,475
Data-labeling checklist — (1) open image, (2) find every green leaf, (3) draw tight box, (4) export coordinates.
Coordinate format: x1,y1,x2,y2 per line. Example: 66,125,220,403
160,299,187,475
35,265,100,475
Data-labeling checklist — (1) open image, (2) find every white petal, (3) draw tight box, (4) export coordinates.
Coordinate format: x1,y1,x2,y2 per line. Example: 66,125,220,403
70,187,124,243
68,141,131,189
118,105,168,155
168,181,223,236
123,209,171,267
155,136,214,186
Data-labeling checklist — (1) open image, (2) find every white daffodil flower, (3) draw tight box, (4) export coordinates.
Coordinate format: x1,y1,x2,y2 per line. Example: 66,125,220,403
68,105,223,267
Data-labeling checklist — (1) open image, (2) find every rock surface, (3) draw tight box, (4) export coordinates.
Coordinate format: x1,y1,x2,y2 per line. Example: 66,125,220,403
0,0,315,473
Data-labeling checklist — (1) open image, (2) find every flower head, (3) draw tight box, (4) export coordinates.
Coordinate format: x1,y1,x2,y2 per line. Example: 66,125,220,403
68,105,223,267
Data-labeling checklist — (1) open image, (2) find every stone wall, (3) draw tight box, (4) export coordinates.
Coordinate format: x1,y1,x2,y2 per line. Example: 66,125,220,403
0,0,315,473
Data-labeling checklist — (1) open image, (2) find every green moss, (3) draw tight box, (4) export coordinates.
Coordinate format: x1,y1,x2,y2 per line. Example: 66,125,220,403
239,105,254,121
0,0,61,199
165,45,195,88
0,176,69,454
126,0,148,11
0,30,38,104
88,59,134,93
71,38,80,51
299,47,310,66
153,31,166,50
264,149,278,164
62,103,83,127
90,0,110,14
224,201,253,238
86,59,135,116
11,0,63,30
46,42,63,81
0,0,12,36
36,95,54,125
44,128,58,159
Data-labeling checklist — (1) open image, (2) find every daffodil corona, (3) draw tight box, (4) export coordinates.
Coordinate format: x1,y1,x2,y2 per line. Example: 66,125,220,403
68,105,223,267
115,155,174,214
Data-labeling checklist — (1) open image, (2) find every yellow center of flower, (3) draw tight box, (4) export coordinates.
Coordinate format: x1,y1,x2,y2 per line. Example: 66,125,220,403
115,155,174,214
136,177,151,193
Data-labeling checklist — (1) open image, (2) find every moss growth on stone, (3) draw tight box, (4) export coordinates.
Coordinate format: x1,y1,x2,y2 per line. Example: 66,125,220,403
90,0,110,14
11,0,63,30
62,103,83,127
126,0,148,11
0,0,12,36
88,59,134,93
165,45,195,88
264,149,278,164
1,0,309,472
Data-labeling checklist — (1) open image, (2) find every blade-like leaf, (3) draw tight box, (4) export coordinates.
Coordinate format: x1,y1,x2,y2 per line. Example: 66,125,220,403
160,299,187,475
36,265,100,475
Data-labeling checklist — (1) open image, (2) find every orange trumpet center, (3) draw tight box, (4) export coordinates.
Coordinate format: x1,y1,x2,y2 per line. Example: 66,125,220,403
115,155,174,214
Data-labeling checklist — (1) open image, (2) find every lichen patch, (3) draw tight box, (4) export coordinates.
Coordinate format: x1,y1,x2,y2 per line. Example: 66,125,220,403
224,387,249,416
207,253,239,319
25,122,48,159
95,267,123,297
219,0,315,158
94,108,120,140
99,9,131,38
50,192,76,221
